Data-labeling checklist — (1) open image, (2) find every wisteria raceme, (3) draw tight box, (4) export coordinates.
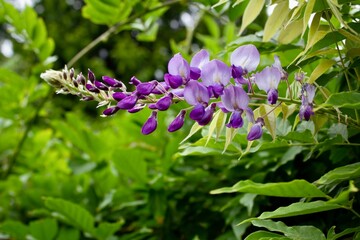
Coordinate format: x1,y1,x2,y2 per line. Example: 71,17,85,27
40,44,316,141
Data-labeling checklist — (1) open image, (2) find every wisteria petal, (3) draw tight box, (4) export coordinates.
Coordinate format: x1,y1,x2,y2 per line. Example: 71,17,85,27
190,49,209,69
247,122,263,140
156,94,173,111
117,95,138,109
168,53,190,79
136,81,158,96
254,67,281,92
184,80,210,106
197,103,216,126
102,76,123,88
230,44,260,72
164,73,183,89
102,106,119,116
201,60,231,86
267,88,278,104
226,111,243,128
304,84,316,103
112,92,128,101
190,67,201,80
189,103,205,121
152,81,170,94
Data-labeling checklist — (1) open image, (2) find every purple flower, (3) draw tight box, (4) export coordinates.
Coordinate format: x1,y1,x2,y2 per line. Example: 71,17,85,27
197,103,216,126
201,60,231,97
164,53,190,88
102,106,120,116
151,93,173,111
168,110,186,132
136,80,158,96
94,80,108,90
254,67,281,104
230,44,260,84
112,92,128,101
190,49,210,80
117,94,138,110
272,55,288,80
88,69,96,82
86,83,100,93
128,104,146,113
247,118,264,141
221,85,254,128
152,82,170,94
102,76,124,88
299,84,316,121
142,111,158,135
184,80,210,121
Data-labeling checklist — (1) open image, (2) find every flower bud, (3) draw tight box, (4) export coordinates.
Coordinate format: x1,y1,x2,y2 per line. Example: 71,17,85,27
267,88,278,105
112,92,128,101
141,111,158,135
102,76,123,88
86,83,100,93
168,110,186,132
155,93,173,111
117,94,138,109
88,69,96,82
198,103,216,126
189,104,205,121
164,73,183,89
102,106,119,116
247,118,264,141
136,81,158,96
94,80,108,90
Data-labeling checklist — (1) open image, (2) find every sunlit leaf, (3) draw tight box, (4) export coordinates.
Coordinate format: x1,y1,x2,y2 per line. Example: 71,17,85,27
180,122,203,144
302,0,316,37
210,179,328,198
263,2,290,42
308,59,336,84
239,0,265,35
322,92,360,109
278,19,303,44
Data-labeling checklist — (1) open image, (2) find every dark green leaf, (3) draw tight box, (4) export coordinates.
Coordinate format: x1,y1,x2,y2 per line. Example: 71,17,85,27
316,162,360,185
0,220,28,240
323,92,360,109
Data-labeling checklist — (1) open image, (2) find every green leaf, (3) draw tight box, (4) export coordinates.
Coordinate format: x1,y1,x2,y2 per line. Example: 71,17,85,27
322,92,360,109
329,226,360,240
224,127,238,153
239,0,265,35
308,59,336,84
0,220,28,240
180,122,203,144
281,130,314,143
302,0,316,37
257,104,276,140
113,149,148,184
328,123,348,141
251,219,326,240
56,227,80,240
263,2,290,42
93,221,125,239
258,201,341,219
44,197,95,234
136,22,159,42
316,162,360,185
29,218,58,240
206,110,226,145
245,230,291,240
210,179,328,198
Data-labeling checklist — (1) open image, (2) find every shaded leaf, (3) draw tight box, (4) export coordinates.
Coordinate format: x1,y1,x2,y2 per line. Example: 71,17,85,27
0,220,28,240
245,230,290,240
316,162,360,185
322,92,360,109
29,218,58,240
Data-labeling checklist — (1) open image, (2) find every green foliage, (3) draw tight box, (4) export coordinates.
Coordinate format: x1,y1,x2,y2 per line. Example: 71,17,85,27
1,0,360,239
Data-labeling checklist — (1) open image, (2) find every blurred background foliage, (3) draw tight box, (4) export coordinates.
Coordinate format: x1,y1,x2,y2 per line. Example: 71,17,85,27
0,0,359,239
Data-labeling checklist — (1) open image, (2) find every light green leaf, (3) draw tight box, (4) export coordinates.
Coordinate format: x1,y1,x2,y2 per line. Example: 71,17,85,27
212,0,230,8
328,123,348,141
239,0,265,35
278,19,303,44
210,179,328,198
180,122,203,144
244,230,290,240
282,130,315,143
302,0,316,37
258,201,341,219
308,59,336,84
338,29,360,43
281,103,297,121
251,219,326,240
259,104,276,140
224,127,238,153
206,110,226,145
263,2,290,42
322,92,360,109
44,197,95,234
328,226,360,240
29,218,58,240
316,162,360,185
136,23,159,42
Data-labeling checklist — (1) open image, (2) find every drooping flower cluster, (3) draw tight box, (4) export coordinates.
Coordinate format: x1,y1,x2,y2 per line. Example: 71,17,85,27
40,44,315,141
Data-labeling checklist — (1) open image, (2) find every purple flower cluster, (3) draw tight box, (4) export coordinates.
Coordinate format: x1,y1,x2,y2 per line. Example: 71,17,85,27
41,44,316,141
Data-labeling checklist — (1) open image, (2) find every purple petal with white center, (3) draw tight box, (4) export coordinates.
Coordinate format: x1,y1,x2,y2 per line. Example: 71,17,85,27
117,94,138,109
190,49,209,69
168,110,186,132
304,84,316,103
164,73,183,89
254,67,281,93
201,60,231,87
230,44,260,72
189,104,205,121
136,81,158,96
226,111,243,128
267,88,278,104
247,122,263,140
102,76,123,88
184,80,210,106
141,111,157,135
168,53,190,79
221,85,249,112
170,88,184,97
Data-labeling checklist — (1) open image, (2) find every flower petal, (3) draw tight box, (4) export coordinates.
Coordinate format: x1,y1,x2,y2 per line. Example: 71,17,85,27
168,53,190,79
230,44,260,72
184,80,210,106
201,60,231,86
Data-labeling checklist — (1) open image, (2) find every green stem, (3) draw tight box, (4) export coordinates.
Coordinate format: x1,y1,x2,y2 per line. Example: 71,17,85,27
67,0,181,68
